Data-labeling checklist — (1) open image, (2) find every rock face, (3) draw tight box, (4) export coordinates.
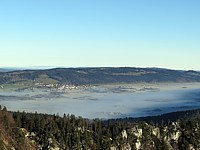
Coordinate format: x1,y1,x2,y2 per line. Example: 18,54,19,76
162,122,182,150
121,143,131,150
131,126,143,138
128,125,143,149
135,139,141,150
152,127,160,138
118,121,198,150
122,130,128,139
110,146,117,150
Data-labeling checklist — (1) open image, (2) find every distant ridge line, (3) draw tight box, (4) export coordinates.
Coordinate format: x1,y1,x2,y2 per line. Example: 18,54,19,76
1,67,200,85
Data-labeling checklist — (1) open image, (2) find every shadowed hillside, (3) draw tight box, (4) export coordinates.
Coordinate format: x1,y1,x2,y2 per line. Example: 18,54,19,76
1,67,200,86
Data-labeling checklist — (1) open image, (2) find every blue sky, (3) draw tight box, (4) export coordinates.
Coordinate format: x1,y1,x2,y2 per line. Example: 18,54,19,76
0,0,199,70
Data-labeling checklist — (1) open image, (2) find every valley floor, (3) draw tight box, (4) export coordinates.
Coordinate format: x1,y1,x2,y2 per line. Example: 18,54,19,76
0,82,200,119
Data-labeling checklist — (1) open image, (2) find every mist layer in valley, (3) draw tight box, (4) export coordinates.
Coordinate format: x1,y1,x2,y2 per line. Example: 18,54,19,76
0,82,200,119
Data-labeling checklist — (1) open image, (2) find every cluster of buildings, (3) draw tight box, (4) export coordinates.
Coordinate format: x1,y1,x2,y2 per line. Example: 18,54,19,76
34,82,88,90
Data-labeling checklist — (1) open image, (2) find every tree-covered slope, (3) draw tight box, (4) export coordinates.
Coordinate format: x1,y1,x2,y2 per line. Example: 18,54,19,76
0,67,200,85
1,106,200,149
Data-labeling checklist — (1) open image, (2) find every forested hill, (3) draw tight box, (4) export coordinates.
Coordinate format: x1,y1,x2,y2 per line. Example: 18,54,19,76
1,106,200,149
1,67,200,85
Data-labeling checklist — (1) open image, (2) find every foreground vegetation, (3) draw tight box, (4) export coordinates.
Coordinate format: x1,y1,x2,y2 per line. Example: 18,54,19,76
1,106,200,149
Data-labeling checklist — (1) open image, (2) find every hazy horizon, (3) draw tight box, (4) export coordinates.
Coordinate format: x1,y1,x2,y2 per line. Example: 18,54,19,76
0,66,199,71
